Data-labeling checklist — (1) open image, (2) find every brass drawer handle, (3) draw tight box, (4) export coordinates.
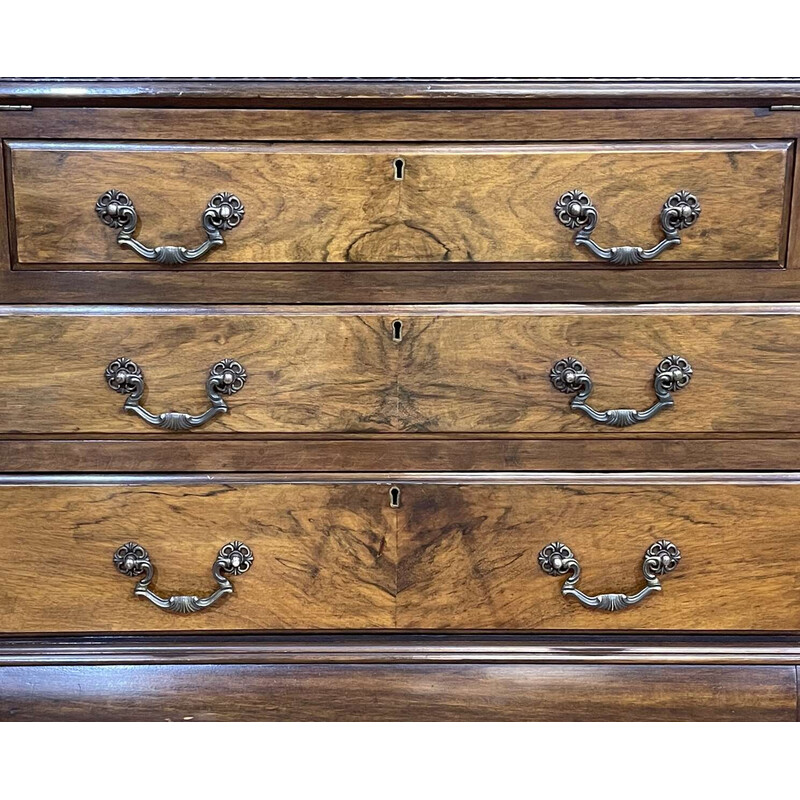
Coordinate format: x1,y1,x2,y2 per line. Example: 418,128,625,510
549,355,692,428
96,190,245,264
554,190,700,265
538,540,681,611
114,541,253,614
105,357,248,431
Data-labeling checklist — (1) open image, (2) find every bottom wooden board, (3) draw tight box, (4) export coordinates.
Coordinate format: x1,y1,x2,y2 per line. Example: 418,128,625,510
0,663,795,721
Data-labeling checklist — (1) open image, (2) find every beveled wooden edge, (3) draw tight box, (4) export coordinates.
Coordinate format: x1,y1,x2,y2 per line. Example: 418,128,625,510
1,633,798,665
3,471,800,485
4,302,800,315
2,79,800,108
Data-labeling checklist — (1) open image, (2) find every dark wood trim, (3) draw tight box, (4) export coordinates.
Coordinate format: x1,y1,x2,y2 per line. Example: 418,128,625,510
2,79,800,108
4,437,800,473
9,267,800,303
1,633,798,666
2,471,800,485
3,107,800,142
1,662,795,720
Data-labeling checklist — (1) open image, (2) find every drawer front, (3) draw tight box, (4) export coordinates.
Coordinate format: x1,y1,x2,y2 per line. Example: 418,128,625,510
5,307,800,437
8,141,792,268
1,310,395,434
399,309,800,435
398,480,800,631
0,481,395,633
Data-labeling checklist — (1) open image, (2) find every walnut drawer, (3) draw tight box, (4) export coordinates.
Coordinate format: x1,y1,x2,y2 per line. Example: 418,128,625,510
6,140,792,268
396,477,800,630
0,480,395,633
1,475,799,634
5,306,800,436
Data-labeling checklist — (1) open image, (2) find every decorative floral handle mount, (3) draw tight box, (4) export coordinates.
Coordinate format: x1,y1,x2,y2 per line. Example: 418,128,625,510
538,540,681,611
105,357,248,431
114,541,253,613
554,189,700,265
549,355,692,428
96,190,245,264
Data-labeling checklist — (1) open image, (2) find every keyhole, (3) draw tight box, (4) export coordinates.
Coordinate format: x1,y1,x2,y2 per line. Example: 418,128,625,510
392,319,403,342
389,486,401,508
393,158,405,180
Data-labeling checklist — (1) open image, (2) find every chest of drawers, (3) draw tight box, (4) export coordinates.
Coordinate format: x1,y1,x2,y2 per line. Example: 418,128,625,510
2,78,800,721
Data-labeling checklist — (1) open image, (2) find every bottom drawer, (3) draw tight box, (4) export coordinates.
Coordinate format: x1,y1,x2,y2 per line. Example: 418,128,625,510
1,475,799,633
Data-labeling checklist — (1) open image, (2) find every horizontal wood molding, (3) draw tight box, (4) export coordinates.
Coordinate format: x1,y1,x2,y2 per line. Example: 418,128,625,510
4,437,800,473
2,79,800,108
1,633,798,665
0,663,795,721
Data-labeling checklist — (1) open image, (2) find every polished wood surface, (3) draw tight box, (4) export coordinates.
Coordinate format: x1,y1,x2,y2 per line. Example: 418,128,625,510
9,141,789,266
1,664,794,721
3,78,800,108
5,307,800,436
4,79,800,720
0,482,395,632
3,475,800,633
6,437,800,473
4,632,800,665
401,310,800,434
398,482,800,630
0,310,395,434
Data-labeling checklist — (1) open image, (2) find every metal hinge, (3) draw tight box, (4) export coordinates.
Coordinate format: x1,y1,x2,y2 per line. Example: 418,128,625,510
0,105,33,111
769,105,800,112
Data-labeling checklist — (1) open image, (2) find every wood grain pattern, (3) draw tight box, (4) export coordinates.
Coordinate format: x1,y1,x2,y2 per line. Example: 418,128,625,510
7,308,800,436
401,311,800,434
0,311,396,434
0,664,794,721
398,483,800,630
8,142,790,266
4,107,800,143
3,78,800,108
0,483,395,632
5,437,800,473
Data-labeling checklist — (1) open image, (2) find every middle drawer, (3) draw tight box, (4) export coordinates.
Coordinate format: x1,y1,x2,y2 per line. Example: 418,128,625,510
4,306,800,436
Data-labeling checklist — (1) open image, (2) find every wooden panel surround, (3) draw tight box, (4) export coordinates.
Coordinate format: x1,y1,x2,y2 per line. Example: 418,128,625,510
1,79,799,721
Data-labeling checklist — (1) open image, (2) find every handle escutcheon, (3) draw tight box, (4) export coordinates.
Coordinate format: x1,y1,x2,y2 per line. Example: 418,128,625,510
549,355,692,428
538,540,681,611
554,189,700,265
105,357,248,431
113,541,253,613
96,190,245,264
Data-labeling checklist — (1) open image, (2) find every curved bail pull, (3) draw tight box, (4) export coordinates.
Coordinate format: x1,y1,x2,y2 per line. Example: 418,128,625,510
113,541,254,613
554,190,700,265
549,355,692,428
96,190,245,264
538,540,681,611
105,358,248,431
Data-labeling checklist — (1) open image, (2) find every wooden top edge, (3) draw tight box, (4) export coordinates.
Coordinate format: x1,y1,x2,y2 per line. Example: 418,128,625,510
2,79,800,108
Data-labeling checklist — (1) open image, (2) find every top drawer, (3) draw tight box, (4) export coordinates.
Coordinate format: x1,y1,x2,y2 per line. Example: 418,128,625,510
6,141,793,268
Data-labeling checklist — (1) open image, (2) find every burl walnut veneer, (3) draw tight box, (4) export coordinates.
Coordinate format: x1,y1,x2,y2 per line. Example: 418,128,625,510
1,79,800,721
